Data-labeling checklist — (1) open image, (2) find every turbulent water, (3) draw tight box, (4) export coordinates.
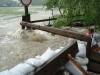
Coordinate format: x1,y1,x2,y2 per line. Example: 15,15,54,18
0,9,88,72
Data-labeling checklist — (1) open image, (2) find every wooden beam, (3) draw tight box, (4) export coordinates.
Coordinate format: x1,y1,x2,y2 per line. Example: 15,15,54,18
86,42,91,57
28,41,78,75
67,54,88,75
89,51,100,62
20,21,92,42
87,61,100,73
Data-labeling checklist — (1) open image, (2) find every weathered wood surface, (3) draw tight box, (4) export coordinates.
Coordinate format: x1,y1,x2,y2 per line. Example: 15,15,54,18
67,54,88,75
89,51,100,62
88,61,100,73
88,50,100,74
86,42,91,57
28,41,78,75
20,21,92,42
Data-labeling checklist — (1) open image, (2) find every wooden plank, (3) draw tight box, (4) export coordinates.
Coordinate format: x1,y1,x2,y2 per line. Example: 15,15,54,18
67,54,88,75
20,21,92,42
86,42,91,58
89,51,100,62
29,41,78,75
87,61,100,73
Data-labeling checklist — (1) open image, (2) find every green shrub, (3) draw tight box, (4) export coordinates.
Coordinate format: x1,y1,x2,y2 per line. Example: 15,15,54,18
45,0,100,31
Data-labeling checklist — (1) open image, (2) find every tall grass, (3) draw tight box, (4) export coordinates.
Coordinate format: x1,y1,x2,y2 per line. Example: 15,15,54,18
0,7,38,16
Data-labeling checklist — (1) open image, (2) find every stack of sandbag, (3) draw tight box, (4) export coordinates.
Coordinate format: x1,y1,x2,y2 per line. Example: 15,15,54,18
0,63,35,75
55,47,64,53
0,70,14,75
0,60,43,75
39,47,56,62
0,47,57,75
65,40,89,75
0,42,88,75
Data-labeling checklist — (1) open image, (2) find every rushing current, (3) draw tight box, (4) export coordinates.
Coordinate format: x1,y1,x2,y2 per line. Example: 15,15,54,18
0,7,87,72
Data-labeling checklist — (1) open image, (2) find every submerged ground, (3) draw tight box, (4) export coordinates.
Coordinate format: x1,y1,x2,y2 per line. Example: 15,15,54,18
0,6,73,71
0,6,99,75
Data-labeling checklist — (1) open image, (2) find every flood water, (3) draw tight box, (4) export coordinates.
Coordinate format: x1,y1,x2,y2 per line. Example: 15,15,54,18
0,7,87,72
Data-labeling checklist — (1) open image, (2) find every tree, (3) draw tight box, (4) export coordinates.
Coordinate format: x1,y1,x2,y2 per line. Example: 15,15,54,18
44,0,100,31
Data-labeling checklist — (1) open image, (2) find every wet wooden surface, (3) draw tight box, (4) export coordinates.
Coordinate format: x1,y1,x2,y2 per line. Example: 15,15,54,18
88,71,100,75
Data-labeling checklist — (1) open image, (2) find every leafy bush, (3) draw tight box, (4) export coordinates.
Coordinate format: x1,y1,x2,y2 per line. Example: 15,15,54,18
53,16,68,28
45,0,100,31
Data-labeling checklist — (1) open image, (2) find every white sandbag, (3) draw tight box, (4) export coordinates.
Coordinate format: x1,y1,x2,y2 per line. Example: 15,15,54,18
55,47,64,53
74,57,89,65
0,70,14,75
55,49,62,53
91,38,96,46
93,33,100,47
10,63,35,75
82,65,88,70
97,42,100,47
35,55,41,59
25,58,44,67
60,66,70,75
40,47,56,62
63,71,70,75
65,61,83,75
76,40,87,57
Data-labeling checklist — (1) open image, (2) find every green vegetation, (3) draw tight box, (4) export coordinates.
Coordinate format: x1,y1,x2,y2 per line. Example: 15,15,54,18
45,0,100,31
0,7,37,16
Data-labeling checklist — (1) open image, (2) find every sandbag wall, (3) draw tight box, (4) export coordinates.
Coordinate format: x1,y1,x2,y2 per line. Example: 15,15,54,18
20,21,92,74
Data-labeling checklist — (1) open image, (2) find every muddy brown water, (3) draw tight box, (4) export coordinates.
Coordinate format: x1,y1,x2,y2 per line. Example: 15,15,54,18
0,8,89,73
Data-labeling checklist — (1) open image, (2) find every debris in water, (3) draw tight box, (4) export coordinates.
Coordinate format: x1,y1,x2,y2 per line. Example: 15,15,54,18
12,29,48,42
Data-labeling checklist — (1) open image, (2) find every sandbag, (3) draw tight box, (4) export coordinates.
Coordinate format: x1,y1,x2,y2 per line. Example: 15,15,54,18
91,38,96,46
74,57,89,65
76,40,87,58
65,61,83,75
59,66,70,75
0,70,14,75
10,63,35,75
35,55,41,59
40,47,56,62
55,47,64,53
25,58,44,67
82,65,87,71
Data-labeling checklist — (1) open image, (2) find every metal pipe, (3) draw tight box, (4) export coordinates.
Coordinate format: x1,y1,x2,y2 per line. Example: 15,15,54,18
30,18,57,23
24,6,29,22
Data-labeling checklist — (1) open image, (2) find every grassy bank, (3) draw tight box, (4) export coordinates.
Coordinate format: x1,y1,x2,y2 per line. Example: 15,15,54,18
0,7,39,16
